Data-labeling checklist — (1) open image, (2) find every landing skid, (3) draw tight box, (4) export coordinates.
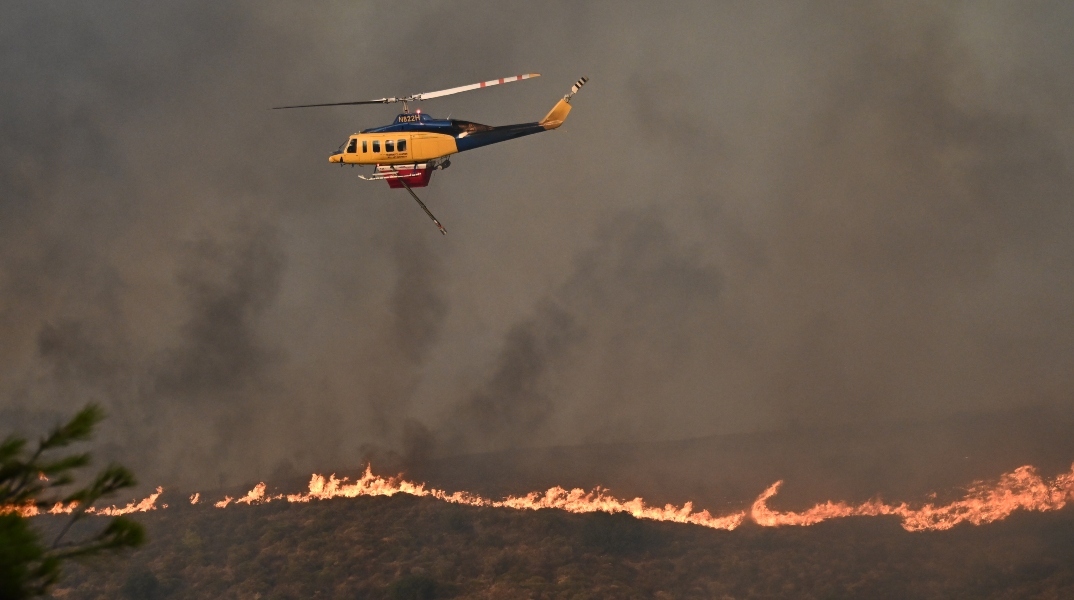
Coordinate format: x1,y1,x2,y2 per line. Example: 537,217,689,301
400,180,446,235
357,164,428,182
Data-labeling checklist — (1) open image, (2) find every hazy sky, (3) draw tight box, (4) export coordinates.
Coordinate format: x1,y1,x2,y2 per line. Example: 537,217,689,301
2,1,1073,489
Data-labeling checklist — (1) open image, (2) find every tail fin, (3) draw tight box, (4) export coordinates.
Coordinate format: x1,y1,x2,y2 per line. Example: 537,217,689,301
540,76,587,130
540,99,572,130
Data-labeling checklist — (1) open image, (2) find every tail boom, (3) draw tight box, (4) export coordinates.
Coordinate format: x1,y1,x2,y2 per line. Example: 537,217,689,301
458,75,588,151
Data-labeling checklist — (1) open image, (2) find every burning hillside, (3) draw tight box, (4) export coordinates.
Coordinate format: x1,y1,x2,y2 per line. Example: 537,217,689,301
51,480,1074,599
14,462,1074,534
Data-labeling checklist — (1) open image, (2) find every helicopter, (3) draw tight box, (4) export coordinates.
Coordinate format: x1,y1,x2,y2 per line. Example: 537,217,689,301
273,74,588,234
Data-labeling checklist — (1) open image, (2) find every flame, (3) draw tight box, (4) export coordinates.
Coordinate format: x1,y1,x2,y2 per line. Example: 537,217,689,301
0,503,50,518
494,486,745,530
2,487,163,518
85,487,164,516
752,465,1074,531
47,502,77,515
7,463,1074,533
224,466,746,531
235,482,268,505
751,481,902,527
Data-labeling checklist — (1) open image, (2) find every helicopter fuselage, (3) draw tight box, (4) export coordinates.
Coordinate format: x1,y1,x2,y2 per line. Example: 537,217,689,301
275,74,586,233
329,97,572,168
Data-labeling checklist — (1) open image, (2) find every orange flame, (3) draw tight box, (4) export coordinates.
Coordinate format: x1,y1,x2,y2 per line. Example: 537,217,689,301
235,482,268,505
0,503,51,518
494,486,745,530
225,466,746,531
9,464,1074,534
2,487,163,518
752,465,1074,531
85,487,164,516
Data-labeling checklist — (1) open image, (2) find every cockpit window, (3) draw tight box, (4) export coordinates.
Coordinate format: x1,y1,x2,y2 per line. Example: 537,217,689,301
346,139,357,153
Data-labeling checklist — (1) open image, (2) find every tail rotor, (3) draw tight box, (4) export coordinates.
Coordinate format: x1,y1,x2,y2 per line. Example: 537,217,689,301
565,76,588,102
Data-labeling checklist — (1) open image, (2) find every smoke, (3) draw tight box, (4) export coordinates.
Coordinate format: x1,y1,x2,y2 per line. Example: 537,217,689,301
2,1,1074,492
445,301,579,452
158,224,285,399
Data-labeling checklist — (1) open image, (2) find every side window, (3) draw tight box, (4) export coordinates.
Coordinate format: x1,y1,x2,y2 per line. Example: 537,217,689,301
385,140,394,153
362,140,367,153
398,139,407,152
346,139,357,153
372,140,380,153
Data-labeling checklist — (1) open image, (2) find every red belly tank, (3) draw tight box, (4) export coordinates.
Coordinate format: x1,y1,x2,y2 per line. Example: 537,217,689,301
383,166,433,188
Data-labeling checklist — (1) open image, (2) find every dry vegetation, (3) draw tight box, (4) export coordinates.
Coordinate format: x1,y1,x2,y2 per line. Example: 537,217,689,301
45,493,1074,599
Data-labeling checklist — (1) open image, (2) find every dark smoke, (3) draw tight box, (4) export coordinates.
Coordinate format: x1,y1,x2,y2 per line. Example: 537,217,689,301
158,224,285,399
2,1,1073,496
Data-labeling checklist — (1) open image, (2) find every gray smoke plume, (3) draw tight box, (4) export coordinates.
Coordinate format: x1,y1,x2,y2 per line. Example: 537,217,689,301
2,1,1074,495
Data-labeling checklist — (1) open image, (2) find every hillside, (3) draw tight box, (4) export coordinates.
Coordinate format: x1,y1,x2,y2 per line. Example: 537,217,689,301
43,409,1074,599
396,407,1074,509
50,494,1074,599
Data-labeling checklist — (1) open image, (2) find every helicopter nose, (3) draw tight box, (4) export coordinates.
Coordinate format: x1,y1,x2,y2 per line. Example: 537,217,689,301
329,150,343,163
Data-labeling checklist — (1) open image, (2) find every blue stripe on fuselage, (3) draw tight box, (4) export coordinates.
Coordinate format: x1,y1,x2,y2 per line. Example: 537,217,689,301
363,119,455,134
454,122,544,152
362,114,546,153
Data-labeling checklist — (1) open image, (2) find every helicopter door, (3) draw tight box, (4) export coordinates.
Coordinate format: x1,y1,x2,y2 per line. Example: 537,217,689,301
412,135,455,161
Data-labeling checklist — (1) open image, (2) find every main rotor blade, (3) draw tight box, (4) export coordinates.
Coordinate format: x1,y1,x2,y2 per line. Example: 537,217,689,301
272,74,539,109
415,73,539,101
271,99,394,110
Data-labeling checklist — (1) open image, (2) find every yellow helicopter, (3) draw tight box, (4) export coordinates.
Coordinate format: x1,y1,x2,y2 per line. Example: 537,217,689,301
274,74,588,234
